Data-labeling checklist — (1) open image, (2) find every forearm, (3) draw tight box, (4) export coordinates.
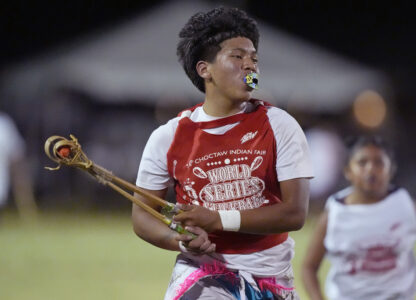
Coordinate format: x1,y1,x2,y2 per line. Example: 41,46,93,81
301,212,328,300
239,202,306,234
174,178,310,234
239,178,309,234
175,200,306,235
302,266,325,300
132,203,180,251
131,188,180,251
10,159,38,219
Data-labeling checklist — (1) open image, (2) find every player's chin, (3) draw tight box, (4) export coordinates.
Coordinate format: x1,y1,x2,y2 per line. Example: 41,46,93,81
363,184,385,196
227,85,252,102
236,88,252,101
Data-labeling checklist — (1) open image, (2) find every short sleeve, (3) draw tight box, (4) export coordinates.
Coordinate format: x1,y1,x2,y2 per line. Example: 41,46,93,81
324,195,335,211
0,113,25,161
267,107,314,181
135,118,179,190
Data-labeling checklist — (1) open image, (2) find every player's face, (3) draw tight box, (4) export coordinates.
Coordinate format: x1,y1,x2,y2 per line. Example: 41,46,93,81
345,145,392,198
207,37,258,102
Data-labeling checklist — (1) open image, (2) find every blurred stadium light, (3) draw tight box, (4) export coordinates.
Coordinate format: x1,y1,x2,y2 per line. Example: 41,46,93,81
353,89,387,128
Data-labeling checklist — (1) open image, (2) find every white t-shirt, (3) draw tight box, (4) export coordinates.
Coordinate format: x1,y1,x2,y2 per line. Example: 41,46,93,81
137,103,313,190
0,113,25,205
136,102,313,277
324,187,416,300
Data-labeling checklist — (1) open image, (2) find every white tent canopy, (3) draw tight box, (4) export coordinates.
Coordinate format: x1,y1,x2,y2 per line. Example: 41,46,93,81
1,0,389,112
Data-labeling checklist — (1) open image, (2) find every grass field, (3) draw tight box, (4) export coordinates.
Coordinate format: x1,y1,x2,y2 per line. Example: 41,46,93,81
0,211,328,300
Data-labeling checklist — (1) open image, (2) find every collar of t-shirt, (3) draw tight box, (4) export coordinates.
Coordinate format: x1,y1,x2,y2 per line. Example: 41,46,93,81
189,105,247,134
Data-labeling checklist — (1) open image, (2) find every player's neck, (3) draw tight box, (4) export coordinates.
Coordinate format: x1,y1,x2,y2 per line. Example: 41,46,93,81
346,189,387,205
203,92,247,117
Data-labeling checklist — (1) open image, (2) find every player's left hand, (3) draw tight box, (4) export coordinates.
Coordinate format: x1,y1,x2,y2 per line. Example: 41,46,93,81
176,226,216,255
173,204,222,233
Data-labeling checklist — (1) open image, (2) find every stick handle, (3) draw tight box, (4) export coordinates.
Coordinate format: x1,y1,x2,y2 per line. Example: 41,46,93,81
107,182,195,237
107,182,166,221
90,164,171,208
111,175,170,207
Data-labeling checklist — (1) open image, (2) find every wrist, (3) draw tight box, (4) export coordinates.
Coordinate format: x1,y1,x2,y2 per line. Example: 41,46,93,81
218,210,241,232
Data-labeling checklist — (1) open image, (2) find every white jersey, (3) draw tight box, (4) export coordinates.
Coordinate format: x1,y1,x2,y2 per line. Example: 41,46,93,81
324,187,416,300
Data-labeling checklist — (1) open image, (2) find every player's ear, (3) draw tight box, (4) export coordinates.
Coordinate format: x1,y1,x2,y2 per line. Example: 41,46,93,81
343,166,352,182
196,61,211,80
389,160,397,179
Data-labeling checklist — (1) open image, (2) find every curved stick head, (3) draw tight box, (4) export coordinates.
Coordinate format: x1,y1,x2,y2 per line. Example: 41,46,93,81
44,134,92,170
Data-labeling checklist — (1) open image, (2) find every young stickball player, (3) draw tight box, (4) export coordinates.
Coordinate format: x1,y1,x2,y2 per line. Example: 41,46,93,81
302,136,416,300
132,7,313,299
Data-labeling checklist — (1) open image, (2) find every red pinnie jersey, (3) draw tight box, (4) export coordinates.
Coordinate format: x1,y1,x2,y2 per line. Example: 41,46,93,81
167,100,288,254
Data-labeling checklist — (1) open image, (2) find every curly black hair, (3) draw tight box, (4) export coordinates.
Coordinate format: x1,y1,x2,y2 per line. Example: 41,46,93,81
177,7,259,93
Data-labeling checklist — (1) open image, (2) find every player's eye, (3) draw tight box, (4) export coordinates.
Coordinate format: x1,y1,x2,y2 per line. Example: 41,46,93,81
357,159,367,167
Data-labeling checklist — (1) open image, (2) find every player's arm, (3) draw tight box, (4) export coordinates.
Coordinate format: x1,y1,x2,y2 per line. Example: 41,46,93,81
240,177,308,233
10,156,38,219
132,188,215,254
132,188,178,250
301,211,328,300
132,122,206,252
235,108,311,233
173,177,309,234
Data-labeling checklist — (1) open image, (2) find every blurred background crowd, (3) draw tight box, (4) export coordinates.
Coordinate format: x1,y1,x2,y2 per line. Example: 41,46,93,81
0,0,415,216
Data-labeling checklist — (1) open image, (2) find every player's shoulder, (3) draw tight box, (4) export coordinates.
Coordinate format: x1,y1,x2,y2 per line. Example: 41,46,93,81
150,116,181,143
265,104,288,116
150,103,204,141
262,103,298,125
0,112,15,127
177,102,204,117
262,104,302,133
325,187,353,208
391,186,411,196
0,112,21,139
388,186,414,202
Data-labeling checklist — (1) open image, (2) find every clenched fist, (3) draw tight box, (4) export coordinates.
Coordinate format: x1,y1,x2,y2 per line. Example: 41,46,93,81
175,226,216,255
